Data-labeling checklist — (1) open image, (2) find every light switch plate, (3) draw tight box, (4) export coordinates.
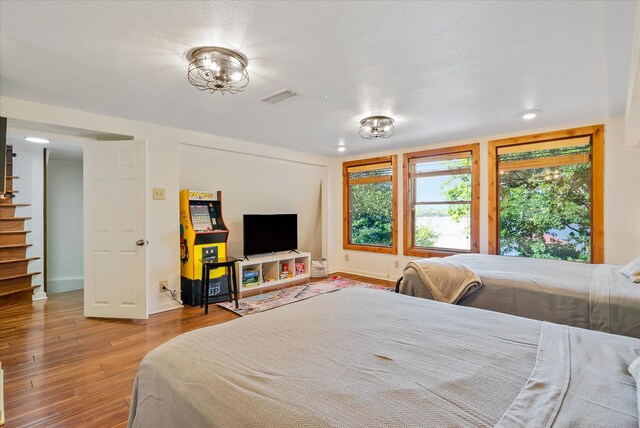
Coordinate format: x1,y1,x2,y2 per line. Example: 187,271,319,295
152,188,165,200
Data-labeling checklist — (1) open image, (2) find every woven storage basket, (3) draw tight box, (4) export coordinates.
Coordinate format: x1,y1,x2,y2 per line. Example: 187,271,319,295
310,258,328,278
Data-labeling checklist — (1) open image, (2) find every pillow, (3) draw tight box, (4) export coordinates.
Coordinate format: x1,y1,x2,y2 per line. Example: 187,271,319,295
620,256,640,283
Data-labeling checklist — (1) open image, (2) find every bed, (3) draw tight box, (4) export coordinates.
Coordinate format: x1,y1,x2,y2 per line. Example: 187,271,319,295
129,288,640,427
398,254,640,338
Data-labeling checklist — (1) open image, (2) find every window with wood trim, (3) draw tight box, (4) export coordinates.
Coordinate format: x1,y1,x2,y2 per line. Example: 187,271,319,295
488,125,604,263
403,144,480,257
343,156,398,254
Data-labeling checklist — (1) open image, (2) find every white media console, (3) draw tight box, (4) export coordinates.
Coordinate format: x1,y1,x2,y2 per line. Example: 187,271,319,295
236,251,311,293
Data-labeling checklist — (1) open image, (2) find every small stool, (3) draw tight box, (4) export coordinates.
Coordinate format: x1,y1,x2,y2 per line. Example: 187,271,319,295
200,256,239,314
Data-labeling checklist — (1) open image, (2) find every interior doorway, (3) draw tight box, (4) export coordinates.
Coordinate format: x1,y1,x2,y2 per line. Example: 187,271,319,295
45,146,84,294
5,119,140,316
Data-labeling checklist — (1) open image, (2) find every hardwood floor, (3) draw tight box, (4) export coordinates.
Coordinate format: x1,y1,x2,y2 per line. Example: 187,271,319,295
0,273,393,427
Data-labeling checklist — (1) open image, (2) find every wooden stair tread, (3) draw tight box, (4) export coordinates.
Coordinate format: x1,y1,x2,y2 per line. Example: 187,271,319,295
0,231,31,234
0,217,31,220
6,176,19,179
0,244,32,249
0,284,37,298
0,257,40,264
0,204,29,208
0,272,41,281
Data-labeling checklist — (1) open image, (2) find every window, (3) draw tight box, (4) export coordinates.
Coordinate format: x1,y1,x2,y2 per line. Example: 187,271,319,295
488,125,604,263
343,156,397,254
403,144,480,257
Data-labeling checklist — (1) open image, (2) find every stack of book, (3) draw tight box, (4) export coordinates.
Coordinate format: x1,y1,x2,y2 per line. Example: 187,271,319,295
242,270,260,286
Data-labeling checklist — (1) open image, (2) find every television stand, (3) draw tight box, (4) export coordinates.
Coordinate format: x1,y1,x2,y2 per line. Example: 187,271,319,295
237,251,311,294
288,249,300,254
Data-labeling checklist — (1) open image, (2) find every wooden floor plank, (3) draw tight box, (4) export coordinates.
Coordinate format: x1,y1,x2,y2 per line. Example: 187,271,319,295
0,272,392,426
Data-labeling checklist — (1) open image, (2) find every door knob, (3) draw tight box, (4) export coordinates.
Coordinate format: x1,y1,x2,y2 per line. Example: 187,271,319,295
136,239,147,247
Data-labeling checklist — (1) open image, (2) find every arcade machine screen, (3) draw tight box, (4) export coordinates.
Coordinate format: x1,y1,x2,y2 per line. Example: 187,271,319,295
190,204,213,231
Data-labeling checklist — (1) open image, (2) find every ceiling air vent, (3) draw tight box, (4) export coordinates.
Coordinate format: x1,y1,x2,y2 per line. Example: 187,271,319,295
259,89,298,105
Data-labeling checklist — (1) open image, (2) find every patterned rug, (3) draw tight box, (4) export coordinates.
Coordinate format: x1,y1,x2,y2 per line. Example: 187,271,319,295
218,276,390,316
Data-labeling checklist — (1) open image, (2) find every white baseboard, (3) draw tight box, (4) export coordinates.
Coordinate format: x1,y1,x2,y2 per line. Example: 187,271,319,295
32,286,48,301
0,362,4,426
47,278,84,294
149,301,183,315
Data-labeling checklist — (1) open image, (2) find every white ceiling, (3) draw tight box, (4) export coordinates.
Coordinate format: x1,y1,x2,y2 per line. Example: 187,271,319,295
8,136,83,161
6,119,132,161
0,1,636,157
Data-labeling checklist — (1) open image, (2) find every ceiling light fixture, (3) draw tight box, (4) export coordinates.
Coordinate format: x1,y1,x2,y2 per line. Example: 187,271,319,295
25,137,50,144
186,46,249,94
336,146,346,152
522,110,540,120
359,116,395,140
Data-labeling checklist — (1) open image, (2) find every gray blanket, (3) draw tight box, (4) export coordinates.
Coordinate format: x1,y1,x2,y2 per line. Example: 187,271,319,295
129,288,640,427
400,254,640,338
404,258,482,303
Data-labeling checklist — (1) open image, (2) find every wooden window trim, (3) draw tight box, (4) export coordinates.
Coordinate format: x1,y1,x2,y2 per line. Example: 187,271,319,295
403,143,480,258
347,161,392,173
499,153,589,172
488,125,604,263
347,175,392,186
342,155,398,254
496,136,591,155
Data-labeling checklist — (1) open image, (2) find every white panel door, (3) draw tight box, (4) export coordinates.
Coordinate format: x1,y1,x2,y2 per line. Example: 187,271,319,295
83,140,147,319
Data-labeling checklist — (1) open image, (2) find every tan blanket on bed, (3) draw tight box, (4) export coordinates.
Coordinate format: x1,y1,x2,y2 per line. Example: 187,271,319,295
129,288,640,428
404,258,482,303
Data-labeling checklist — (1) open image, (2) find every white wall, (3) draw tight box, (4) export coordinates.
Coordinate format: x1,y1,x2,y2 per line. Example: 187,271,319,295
10,141,46,299
179,144,325,258
3,96,638,314
625,1,640,146
0,96,331,315
330,117,640,281
46,158,83,294
603,118,640,262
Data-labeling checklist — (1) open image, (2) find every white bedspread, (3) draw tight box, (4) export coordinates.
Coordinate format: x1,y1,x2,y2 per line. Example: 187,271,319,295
401,254,640,338
129,288,640,428
498,321,640,427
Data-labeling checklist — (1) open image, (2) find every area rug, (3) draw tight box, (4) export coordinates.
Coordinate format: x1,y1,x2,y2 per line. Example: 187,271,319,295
218,276,390,316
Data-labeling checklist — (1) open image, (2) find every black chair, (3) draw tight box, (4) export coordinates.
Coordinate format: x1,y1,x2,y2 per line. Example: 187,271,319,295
395,276,403,293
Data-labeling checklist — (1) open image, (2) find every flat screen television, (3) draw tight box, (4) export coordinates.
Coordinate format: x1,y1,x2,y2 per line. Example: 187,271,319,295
243,214,297,257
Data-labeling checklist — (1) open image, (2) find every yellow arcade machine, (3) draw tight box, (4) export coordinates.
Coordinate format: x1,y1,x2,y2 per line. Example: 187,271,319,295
180,189,229,306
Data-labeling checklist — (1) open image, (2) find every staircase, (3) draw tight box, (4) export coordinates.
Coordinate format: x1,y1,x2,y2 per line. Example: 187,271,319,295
0,145,40,307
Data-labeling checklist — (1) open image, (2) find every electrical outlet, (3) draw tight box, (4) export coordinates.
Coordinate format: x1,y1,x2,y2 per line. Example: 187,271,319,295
159,280,168,292
344,253,349,262
152,188,166,200
394,260,400,268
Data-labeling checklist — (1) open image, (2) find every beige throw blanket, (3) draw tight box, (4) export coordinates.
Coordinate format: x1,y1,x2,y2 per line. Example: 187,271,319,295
404,258,482,304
